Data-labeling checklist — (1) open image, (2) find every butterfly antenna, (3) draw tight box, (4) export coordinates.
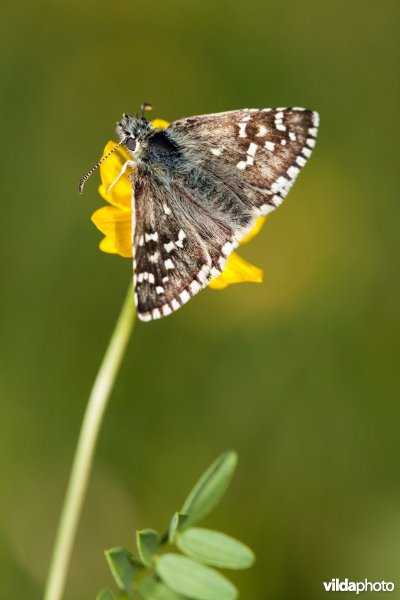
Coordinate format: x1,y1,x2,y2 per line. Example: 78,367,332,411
78,138,127,194
141,102,153,118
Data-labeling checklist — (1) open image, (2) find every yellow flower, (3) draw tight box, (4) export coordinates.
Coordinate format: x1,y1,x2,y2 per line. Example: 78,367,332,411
91,119,266,289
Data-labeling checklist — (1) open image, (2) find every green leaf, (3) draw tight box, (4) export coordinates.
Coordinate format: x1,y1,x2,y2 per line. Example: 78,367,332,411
168,512,188,543
181,451,238,527
156,554,238,600
176,527,255,570
96,589,115,600
136,529,161,567
105,547,138,594
140,575,188,600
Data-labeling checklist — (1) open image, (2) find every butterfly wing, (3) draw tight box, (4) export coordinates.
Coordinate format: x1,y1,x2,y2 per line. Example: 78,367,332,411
133,107,319,321
167,107,319,216
133,172,237,321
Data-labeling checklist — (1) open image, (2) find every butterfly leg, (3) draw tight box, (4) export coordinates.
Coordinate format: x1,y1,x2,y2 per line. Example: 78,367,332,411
106,160,135,192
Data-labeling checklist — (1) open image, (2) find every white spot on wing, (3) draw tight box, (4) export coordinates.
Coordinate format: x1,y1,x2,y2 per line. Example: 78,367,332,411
236,142,258,170
259,203,275,215
171,299,180,310
287,165,300,179
149,251,160,264
274,111,286,132
180,290,190,304
164,241,175,253
211,148,222,156
139,312,152,322
272,194,284,206
312,112,320,127
248,142,258,157
165,259,175,270
197,264,210,284
264,141,275,151
238,122,247,138
222,241,234,256
190,280,201,294
271,176,289,193
175,229,186,248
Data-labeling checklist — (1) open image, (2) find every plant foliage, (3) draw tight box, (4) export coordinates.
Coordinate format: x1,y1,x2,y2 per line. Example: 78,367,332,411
97,451,255,599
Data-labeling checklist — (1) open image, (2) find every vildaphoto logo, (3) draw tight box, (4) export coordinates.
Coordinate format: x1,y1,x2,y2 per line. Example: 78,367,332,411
323,579,395,594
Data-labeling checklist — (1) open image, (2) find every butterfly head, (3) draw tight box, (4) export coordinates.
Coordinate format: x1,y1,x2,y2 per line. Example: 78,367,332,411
116,113,153,156
78,103,161,193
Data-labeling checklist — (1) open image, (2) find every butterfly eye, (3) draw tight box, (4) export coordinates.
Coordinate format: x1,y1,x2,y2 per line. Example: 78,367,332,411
126,137,137,151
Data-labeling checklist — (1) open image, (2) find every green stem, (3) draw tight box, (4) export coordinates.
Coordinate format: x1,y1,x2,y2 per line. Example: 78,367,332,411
44,284,136,600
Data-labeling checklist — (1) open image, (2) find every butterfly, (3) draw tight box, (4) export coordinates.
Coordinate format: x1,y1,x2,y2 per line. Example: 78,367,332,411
79,106,319,321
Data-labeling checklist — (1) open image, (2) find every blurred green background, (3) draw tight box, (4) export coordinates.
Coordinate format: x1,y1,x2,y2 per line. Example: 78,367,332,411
1,0,399,598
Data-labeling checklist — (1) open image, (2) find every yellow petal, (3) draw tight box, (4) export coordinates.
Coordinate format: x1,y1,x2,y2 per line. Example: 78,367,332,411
98,140,132,209
151,118,170,129
99,235,119,254
91,205,132,258
240,216,268,245
209,252,263,290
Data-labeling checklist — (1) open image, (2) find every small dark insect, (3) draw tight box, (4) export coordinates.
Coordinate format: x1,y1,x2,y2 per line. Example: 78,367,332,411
79,105,319,321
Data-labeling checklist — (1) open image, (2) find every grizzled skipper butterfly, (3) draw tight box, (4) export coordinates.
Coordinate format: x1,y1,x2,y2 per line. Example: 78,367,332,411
79,104,319,321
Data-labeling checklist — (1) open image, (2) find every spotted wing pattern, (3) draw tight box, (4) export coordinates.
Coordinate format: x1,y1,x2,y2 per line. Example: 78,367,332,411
132,107,319,321
133,173,237,321
168,107,319,214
